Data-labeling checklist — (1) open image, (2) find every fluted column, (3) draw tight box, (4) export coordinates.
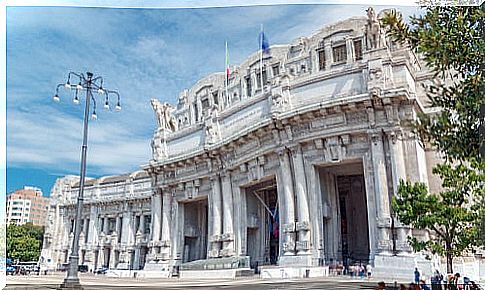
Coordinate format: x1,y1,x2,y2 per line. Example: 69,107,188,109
209,175,223,257
221,171,235,256
277,148,296,255
291,145,311,255
388,130,412,254
88,207,98,245
121,209,133,246
151,190,162,254
370,132,392,254
160,189,172,260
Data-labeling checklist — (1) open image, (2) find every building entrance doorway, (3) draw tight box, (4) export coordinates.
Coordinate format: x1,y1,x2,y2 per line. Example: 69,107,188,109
337,174,369,264
319,162,370,266
245,178,279,269
182,199,208,263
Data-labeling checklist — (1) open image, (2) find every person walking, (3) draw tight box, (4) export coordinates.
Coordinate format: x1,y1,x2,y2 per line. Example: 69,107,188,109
366,263,373,279
414,267,421,284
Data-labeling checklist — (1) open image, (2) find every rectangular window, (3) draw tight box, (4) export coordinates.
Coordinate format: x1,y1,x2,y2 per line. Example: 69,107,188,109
201,98,209,110
70,219,75,233
272,64,280,77
332,44,347,63
354,39,363,61
193,103,198,122
318,49,326,70
246,76,252,97
256,70,267,89
212,92,219,105
144,215,151,235
135,216,140,234
108,218,116,234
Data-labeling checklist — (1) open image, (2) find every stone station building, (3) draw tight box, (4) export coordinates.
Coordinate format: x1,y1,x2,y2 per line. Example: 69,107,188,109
41,8,483,281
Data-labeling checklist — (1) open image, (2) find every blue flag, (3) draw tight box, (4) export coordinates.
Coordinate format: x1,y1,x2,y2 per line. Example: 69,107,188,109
260,31,270,54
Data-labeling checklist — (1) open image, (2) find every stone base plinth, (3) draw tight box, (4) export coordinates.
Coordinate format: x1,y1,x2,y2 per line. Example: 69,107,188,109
372,254,434,282
57,279,84,290
180,268,249,279
260,266,329,279
278,255,313,267
143,261,172,272
134,270,171,278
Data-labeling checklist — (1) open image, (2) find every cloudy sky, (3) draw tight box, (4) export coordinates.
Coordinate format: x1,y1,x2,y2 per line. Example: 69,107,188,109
5,2,420,195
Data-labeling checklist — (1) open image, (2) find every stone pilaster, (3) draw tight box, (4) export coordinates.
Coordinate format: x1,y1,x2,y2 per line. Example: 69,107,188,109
221,171,235,256
277,148,296,256
370,132,392,254
290,145,311,255
209,174,223,258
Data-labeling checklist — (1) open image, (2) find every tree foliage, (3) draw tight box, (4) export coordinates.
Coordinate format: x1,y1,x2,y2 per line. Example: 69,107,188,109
382,6,485,274
7,223,44,262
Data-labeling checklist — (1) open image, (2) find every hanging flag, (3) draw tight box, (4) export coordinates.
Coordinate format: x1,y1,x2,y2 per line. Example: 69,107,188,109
225,41,231,80
260,30,270,54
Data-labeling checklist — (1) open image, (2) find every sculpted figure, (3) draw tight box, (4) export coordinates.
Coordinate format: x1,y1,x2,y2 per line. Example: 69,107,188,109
151,99,178,132
365,7,383,49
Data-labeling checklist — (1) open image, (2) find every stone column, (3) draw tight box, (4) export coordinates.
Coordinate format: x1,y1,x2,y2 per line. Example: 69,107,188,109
160,189,172,260
324,42,332,70
115,215,122,243
121,209,133,245
151,190,162,253
388,130,412,254
221,171,235,256
133,247,140,270
370,132,392,254
88,207,98,245
346,37,354,64
291,145,312,256
277,148,296,256
209,174,223,258
82,218,89,242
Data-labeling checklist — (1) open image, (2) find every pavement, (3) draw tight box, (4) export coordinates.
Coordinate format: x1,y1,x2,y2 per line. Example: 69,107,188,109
6,273,389,290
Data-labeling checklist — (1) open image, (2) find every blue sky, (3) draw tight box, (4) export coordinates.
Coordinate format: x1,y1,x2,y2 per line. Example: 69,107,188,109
6,3,420,196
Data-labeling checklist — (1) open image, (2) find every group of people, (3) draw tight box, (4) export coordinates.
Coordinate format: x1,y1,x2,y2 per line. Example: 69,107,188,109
374,268,481,290
347,263,373,279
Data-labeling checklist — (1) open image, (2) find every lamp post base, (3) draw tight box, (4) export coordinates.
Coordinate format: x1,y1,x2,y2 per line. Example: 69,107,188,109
58,278,83,290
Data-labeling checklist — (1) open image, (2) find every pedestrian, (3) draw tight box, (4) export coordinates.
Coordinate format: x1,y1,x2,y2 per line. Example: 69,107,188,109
360,264,365,279
366,263,372,279
420,279,431,290
399,284,407,290
415,267,421,284
375,281,386,290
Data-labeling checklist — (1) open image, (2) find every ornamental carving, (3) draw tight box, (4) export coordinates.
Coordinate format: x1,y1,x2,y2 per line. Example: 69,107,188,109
270,74,292,115
324,135,349,162
151,99,178,132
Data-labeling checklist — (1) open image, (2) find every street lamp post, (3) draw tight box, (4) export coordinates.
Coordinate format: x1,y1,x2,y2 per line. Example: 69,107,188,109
54,72,121,289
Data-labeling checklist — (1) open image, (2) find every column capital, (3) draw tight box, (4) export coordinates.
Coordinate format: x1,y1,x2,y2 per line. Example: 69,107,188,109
288,143,303,156
276,147,288,158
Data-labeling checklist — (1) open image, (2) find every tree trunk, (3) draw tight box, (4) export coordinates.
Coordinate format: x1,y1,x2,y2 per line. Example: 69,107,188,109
446,253,453,274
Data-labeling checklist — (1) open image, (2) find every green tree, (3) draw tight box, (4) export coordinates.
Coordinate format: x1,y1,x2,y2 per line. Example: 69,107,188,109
7,223,44,262
381,6,485,274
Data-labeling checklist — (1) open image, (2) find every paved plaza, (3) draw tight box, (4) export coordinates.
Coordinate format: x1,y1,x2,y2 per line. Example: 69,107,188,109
6,273,385,289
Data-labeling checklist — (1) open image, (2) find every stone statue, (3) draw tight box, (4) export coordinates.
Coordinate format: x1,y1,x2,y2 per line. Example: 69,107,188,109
151,99,178,132
209,104,219,119
365,7,383,49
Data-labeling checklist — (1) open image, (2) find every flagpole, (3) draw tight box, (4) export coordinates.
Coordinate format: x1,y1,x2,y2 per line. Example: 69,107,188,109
225,41,229,106
260,24,264,93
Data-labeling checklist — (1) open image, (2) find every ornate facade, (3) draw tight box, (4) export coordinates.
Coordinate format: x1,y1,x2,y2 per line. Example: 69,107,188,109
43,8,481,280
